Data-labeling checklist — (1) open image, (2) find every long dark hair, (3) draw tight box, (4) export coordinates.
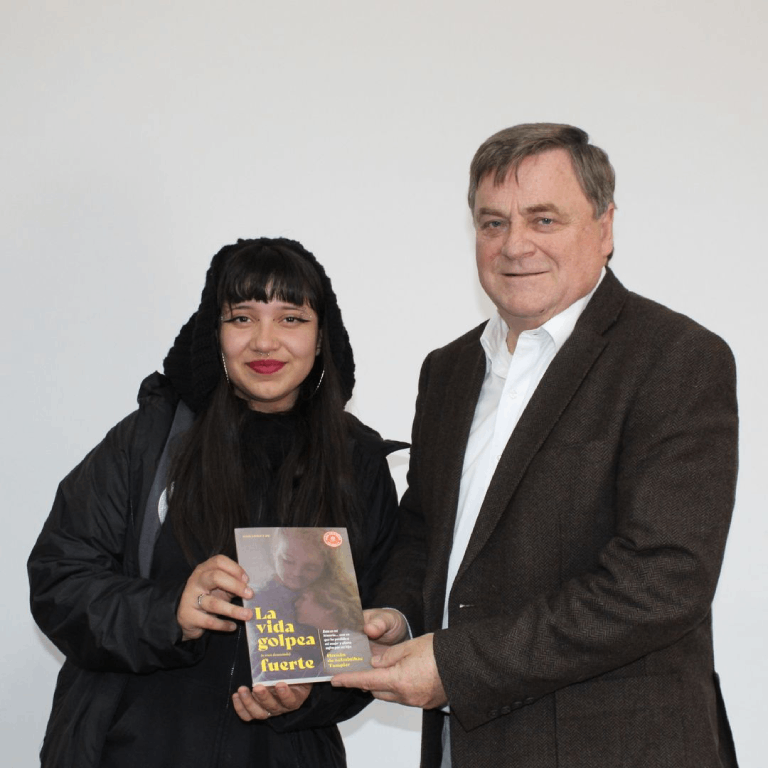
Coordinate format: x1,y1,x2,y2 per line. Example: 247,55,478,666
166,240,360,564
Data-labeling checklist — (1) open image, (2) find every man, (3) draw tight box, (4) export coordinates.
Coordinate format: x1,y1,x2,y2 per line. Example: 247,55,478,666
332,124,739,767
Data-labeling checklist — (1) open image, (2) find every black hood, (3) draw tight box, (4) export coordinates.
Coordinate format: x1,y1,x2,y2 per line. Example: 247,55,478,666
163,237,355,412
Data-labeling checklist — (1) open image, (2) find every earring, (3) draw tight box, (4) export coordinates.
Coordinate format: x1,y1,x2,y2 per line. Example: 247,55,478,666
311,367,325,397
221,352,230,385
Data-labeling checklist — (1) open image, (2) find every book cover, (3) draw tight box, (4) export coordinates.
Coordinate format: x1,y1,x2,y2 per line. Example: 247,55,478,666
234,526,372,685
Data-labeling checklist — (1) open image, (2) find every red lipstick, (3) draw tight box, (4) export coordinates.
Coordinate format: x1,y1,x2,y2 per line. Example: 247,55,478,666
247,360,285,374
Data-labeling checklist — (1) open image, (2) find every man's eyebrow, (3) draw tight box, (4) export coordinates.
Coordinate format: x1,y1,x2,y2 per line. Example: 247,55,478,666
522,203,564,216
475,206,508,217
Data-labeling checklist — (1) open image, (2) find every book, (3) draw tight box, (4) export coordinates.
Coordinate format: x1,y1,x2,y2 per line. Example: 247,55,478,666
234,526,372,685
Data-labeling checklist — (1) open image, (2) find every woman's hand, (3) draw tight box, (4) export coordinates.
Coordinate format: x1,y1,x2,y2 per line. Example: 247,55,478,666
232,682,313,722
177,554,253,641
362,608,410,656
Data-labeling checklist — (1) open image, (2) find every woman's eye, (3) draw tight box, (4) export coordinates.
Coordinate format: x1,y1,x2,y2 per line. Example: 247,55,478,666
282,316,309,324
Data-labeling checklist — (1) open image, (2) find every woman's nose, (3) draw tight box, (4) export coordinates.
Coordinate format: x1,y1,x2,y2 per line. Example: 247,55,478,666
249,321,280,352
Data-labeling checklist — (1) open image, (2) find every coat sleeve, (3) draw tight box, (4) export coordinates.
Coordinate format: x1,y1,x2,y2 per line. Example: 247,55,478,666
28,411,205,675
433,326,739,731
269,440,402,731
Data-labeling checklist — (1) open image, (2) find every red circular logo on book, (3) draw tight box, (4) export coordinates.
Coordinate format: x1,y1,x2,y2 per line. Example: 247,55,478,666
323,531,343,547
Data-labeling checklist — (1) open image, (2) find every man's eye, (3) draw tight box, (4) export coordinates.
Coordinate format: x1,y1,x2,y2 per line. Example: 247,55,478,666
538,218,553,226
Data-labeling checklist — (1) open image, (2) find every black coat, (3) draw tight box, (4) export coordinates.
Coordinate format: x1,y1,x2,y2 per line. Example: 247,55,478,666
29,372,401,768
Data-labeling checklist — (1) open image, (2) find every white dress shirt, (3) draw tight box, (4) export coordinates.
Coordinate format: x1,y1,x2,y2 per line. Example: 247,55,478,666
441,270,604,630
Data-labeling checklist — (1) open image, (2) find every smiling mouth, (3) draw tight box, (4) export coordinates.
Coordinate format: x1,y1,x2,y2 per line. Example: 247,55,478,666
504,272,546,278
247,360,286,374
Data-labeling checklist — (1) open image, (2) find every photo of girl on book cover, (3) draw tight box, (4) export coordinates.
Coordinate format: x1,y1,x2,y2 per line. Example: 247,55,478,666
236,527,371,684
294,578,371,674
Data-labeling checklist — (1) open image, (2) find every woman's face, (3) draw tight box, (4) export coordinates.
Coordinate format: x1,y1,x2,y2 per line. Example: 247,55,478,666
273,537,326,591
294,590,337,629
219,299,320,413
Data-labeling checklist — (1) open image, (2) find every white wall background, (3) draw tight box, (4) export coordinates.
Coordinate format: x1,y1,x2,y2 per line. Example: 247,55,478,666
2,1,766,765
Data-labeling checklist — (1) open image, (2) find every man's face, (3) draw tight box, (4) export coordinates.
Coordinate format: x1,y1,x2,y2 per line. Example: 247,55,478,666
473,149,614,346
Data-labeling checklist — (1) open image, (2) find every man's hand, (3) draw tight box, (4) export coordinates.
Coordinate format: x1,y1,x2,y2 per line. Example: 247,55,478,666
331,633,447,709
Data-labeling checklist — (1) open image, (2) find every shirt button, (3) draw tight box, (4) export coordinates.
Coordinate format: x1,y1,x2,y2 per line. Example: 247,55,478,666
508,389,518,398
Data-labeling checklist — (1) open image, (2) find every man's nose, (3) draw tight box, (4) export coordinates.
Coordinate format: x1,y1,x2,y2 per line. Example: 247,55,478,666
501,224,535,259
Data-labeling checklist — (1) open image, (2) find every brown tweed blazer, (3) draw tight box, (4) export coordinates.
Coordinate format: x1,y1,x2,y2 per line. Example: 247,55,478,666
375,270,739,768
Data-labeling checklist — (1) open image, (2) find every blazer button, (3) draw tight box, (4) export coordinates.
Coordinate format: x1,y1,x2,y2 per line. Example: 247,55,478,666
488,709,498,718
512,701,522,710
500,705,511,715
524,697,535,705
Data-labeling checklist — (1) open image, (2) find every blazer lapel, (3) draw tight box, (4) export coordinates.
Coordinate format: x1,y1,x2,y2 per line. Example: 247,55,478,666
422,329,486,619
455,270,629,581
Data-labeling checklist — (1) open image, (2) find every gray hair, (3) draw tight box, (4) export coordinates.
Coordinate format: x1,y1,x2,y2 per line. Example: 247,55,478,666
468,123,615,217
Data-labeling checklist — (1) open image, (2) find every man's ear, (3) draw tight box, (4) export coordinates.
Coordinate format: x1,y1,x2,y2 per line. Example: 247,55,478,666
600,203,615,258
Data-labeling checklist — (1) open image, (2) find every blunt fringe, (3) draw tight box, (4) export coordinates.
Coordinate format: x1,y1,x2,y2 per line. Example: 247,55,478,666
218,243,325,326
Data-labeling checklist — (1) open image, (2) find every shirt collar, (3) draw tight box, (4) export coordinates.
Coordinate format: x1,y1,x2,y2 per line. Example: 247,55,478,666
480,268,606,368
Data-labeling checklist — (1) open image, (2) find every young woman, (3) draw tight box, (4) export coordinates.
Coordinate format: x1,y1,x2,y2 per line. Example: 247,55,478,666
28,237,402,768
